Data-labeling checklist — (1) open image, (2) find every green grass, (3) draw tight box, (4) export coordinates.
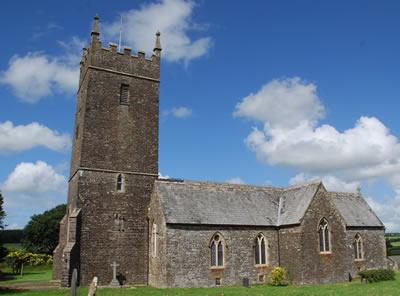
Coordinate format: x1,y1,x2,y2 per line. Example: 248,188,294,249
2,244,23,251
0,267,399,296
0,264,52,285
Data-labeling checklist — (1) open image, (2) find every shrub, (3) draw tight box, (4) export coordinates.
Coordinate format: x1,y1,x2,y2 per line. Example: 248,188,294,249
268,267,289,286
358,269,395,283
6,250,52,274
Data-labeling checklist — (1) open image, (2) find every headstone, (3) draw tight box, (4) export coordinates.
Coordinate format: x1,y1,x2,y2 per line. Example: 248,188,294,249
110,261,121,288
242,277,249,287
88,276,98,296
70,268,78,296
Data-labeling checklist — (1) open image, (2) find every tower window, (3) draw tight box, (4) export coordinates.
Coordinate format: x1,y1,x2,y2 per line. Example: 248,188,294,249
120,84,129,105
116,174,125,192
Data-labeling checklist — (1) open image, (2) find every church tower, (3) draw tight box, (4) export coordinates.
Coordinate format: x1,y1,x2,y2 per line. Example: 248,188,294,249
53,15,161,286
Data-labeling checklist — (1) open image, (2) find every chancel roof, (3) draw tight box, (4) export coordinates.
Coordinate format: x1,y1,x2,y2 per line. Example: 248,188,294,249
329,192,384,227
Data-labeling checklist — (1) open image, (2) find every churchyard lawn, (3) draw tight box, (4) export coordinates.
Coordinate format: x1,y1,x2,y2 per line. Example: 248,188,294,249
0,265,399,296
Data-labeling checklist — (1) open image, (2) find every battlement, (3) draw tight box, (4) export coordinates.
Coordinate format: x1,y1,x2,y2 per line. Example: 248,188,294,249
79,15,161,82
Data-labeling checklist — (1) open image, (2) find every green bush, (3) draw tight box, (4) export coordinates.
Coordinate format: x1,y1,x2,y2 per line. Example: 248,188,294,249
6,250,52,274
268,267,289,286
358,269,395,283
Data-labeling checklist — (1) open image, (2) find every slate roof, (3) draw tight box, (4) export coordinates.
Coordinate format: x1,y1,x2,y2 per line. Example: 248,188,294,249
154,179,383,228
329,192,384,227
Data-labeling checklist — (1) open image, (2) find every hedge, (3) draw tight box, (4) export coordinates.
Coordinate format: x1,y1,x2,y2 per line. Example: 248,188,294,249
358,269,395,283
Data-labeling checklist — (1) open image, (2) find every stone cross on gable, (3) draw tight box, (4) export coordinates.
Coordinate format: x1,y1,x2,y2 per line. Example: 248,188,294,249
109,261,120,287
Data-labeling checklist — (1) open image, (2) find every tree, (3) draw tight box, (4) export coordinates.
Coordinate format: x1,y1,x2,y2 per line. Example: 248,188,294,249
0,191,5,230
0,191,7,260
22,204,66,254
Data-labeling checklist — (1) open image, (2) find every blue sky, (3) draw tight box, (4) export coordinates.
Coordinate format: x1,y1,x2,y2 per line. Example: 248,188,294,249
1,0,400,231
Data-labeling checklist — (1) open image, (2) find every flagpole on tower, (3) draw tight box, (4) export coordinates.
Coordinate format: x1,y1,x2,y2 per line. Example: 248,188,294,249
118,14,123,52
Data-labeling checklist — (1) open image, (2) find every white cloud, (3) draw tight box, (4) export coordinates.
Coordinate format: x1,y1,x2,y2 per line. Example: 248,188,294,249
366,196,400,232
2,161,67,229
289,173,359,193
163,106,192,118
226,177,245,185
103,0,212,64
235,78,400,180
234,77,324,129
158,172,170,179
0,121,70,153
3,161,67,196
0,53,79,103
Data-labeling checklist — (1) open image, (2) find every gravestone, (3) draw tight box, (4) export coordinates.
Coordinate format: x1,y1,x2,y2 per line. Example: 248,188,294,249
110,261,121,287
242,277,249,287
70,268,78,296
88,276,98,296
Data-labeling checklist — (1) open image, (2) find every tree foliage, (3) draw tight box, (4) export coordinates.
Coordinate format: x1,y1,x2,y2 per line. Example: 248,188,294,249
0,191,7,260
22,204,66,254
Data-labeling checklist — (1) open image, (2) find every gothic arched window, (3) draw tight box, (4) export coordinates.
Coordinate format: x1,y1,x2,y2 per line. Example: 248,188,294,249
116,174,125,192
354,233,364,260
255,233,268,265
319,218,331,253
210,233,224,268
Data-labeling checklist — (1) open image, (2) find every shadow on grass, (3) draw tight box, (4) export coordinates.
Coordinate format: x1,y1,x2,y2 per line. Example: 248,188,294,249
0,287,27,294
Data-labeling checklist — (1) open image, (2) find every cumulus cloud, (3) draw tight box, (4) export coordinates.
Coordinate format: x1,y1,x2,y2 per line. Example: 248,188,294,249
289,173,360,193
103,0,212,64
0,37,83,103
3,161,67,196
226,177,246,185
0,121,70,153
366,196,400,232
2,161,67,229
235,77,400,231
234,77,324,129
163,106,192,118
0,53,79,102
235,78,400,180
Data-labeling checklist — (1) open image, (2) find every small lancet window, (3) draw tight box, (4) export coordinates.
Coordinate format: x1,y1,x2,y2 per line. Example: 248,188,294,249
210,233,224,268
116,174,125,192
319,218,331,253
354,233,364,260
255,233,268,265
152,223,157,257
120,84,129,105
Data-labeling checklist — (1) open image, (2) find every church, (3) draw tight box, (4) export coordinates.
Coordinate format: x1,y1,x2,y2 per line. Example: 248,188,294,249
53,16,387,288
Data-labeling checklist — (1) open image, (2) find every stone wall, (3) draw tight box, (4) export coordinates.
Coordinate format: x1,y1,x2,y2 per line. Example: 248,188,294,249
346,229,387,276
148,189,168,287
161,225,279,288
77,171,156,285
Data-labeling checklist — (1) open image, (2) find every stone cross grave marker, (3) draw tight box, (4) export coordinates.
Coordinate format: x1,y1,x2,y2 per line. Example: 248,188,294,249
70,268,78,296
110,261,120,287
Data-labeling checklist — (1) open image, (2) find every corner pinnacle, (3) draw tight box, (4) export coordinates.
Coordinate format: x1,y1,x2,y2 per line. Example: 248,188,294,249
153,31,162,56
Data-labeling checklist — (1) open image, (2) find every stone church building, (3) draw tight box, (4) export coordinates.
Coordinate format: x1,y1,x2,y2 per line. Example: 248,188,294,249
53,16,387,288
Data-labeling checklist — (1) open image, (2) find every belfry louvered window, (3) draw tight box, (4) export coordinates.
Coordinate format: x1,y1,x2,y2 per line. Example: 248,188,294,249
120,84,129,105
